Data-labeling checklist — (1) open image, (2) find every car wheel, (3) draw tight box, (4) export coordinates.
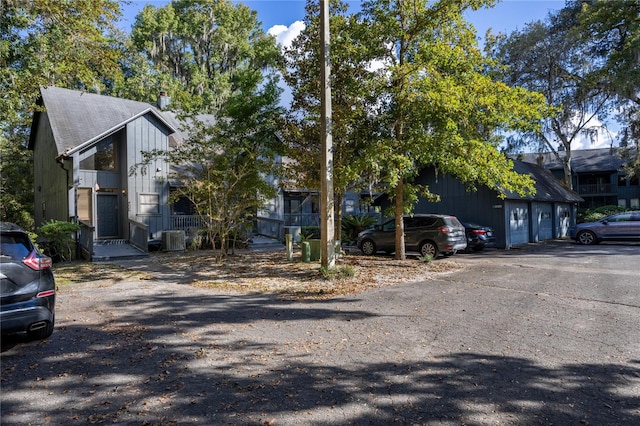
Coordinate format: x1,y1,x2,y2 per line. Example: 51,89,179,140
419,241,438,258
360,239,377,256
577,230,597,245
27,317,54,341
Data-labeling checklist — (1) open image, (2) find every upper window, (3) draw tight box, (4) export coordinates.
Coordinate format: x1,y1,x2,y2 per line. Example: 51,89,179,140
80,136,118,172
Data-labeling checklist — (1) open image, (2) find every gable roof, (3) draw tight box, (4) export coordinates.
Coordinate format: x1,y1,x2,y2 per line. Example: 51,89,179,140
518,148,625,173
29,86,177,156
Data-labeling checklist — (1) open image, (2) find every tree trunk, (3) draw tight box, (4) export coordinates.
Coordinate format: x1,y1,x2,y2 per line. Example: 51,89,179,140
394,179,406,260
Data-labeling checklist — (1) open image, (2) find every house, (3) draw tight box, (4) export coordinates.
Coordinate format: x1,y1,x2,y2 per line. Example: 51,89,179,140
519,148,640,210
403,161,583,249
29,86,195,260
28,86,375,258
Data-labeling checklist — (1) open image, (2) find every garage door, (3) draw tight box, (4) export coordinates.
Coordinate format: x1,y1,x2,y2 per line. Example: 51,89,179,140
538,204,553,240
509,202,529,246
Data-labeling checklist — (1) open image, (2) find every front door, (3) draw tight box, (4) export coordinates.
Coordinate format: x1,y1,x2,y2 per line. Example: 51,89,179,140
97,194,119,238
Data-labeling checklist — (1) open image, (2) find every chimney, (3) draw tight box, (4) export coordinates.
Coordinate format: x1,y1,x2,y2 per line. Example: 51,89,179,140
157,91,170,110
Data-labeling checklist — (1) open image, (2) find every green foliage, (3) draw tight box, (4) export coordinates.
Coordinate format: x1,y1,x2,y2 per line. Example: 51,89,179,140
578,205,628,223
320,264,355,280
341,215,378,244
0,136,34,229
1,0,123,227
417,253,434,263
38,220,81,262
129,0,281,114
300,227,321,240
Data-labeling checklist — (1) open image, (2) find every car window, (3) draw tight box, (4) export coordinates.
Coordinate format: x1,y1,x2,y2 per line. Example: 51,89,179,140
445,216,463,227
0,235,31,260
609,213,632,222
404,218,417,228
419,217,439,227
382,220,395,231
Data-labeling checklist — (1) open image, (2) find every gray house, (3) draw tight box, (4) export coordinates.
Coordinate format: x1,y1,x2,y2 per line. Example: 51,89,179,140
28,86,191,259
411,161,583,249
519,148,640,210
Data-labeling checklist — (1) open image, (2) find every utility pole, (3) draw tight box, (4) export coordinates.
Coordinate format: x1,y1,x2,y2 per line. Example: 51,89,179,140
320,0,335,268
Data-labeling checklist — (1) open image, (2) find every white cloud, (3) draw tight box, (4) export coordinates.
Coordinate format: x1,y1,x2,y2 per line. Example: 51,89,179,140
571,115,618,150
268,21,305,49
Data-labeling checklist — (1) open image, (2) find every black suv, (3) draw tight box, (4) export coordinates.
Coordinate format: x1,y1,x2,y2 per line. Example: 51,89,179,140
1,222,56,340
357,214,467,257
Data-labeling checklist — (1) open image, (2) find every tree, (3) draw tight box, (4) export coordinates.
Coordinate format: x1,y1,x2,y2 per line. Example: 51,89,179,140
282,0,377,242
129,0,281,115
0,0,123,227
358,0,546,259
574,0,640,177
129,0,284,259
487,3,613,189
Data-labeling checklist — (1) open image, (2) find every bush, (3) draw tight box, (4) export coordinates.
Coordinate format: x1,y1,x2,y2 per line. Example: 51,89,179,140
38,220,80,262
300,227,320,240
341,215,378,244
579,205,628,223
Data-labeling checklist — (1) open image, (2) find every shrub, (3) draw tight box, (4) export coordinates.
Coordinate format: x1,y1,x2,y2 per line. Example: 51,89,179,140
341,215,378,244
300,227,320,240
579,205,628,223
38,220,80,262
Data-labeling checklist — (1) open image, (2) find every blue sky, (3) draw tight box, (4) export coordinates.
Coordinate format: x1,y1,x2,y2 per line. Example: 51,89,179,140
120,1,565,44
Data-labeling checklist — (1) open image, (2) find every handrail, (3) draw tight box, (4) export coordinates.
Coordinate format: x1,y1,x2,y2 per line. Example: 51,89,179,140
77,220,95,260
128,219,149,253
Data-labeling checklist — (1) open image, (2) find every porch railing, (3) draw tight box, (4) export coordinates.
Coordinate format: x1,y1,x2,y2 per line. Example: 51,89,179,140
577,183,613,195
171,215,206,238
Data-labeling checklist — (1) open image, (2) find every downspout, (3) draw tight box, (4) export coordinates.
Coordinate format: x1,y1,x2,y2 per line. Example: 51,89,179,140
56,154,79,259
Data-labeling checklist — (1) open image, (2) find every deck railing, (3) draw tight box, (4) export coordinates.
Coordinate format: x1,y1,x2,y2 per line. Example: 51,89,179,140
577,183,613,195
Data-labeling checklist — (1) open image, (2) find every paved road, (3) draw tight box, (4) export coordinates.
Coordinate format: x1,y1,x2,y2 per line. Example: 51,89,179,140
2,241,639,425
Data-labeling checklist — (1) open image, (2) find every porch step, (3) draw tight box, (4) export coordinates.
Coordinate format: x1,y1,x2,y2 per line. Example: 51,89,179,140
92,240,148,262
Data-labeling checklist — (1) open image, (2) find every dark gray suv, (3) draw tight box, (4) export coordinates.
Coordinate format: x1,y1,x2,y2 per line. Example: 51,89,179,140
357,214,467,257
1,222,56,340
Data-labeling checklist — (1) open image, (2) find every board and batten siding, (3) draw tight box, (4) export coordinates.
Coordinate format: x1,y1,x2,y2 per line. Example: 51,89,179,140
32,113,70,228
126,114,172,241
414,168,509,248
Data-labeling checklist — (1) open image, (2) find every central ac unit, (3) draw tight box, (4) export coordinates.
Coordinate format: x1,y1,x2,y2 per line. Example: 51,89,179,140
162,230,186,251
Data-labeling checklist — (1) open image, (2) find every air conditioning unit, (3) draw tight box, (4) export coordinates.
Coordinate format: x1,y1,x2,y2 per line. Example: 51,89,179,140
162,230,186,251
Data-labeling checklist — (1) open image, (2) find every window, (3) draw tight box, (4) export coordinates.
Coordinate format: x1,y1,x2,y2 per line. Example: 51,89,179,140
631,176,639,186
618,199,627,208
77,188,93,224
139,194,159,214
80,136,118,171
618,175,627,187
631,199,639,208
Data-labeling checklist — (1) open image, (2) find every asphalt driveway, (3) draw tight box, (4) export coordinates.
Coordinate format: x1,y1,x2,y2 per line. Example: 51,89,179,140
2,240,639,425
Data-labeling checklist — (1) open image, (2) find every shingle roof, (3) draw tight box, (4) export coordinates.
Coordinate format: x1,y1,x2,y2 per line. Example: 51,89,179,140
518,148,625,173
29,86,177,155
502,160,583,202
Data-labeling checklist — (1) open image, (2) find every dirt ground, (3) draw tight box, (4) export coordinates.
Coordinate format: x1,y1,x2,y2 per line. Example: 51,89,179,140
54,249,464,299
